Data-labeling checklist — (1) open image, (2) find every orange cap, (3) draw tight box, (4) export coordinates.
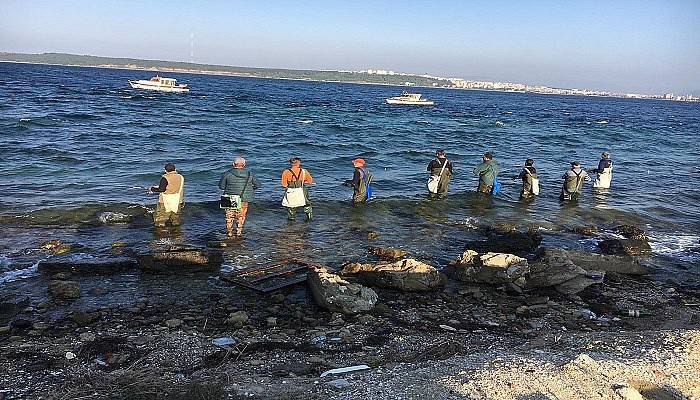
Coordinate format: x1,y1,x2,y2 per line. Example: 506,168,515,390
352,158,365,167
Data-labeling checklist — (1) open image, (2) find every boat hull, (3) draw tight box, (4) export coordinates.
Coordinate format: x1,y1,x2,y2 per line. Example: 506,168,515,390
128,80,190,93
385,98,434,105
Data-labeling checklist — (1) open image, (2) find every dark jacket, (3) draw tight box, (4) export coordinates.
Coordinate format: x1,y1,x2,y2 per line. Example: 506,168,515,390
218,168,261,203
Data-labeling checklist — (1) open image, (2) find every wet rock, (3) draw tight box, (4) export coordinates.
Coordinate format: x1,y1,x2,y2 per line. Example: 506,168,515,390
599,239,651,257
40,240,74,255
465,227,543,255
449,251,529,287
368,246,408,260
543,248,649,275
164,318,183,328
39,255,138,275
307,268,377,315
79,332,96,342
570,225,598,236
11,319,32,330
0,295,29,325
614,225,648,241
71,311,99,326
342,259,446,292
226,311,249,328
48,280,81,300
137,245,223,271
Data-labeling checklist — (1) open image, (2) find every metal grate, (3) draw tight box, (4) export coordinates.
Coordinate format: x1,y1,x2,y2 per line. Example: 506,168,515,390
221,259,324,292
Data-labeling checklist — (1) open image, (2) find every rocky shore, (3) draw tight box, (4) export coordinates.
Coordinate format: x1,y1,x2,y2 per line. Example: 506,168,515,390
1,225,699,399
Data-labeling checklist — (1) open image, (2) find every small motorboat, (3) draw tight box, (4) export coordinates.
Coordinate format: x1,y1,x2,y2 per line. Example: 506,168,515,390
128,75,189,93
385,92,434,105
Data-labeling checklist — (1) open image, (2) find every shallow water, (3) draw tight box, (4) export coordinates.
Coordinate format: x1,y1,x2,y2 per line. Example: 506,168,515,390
1,63,699,285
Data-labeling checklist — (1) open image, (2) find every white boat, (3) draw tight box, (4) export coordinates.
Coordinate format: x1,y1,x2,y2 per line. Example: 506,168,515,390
128,75,189,92
385,92,434,105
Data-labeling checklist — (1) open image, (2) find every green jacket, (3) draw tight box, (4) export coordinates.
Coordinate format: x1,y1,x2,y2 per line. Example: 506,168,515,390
218,168,261,203
473,160,500,186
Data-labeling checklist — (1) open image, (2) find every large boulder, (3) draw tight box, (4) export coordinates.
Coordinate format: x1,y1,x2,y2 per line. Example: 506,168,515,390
48,280,81,300
137,245,223,272
527,249,608,294
542,248,649,275
449,250,529,288
341,259,446,292
39,255,137,275
614,225,648,241
307,268,377,315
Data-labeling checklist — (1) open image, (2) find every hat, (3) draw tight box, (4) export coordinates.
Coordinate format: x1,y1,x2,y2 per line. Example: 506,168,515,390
352,158,365,167
164,163,176,172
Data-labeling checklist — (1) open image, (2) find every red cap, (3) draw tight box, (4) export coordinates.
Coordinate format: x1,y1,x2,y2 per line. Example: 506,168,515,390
352,158,365,167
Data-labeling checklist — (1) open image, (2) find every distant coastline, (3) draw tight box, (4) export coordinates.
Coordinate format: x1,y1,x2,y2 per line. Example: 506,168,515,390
1,52,697,102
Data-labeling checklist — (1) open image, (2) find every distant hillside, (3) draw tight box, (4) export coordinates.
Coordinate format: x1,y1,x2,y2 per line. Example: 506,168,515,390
0,52,449,87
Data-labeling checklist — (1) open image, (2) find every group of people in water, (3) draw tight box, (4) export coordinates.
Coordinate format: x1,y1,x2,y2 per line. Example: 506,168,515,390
147,151,613,237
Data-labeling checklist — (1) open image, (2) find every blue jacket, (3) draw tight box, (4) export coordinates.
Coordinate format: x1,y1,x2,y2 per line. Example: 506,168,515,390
218,168,261,203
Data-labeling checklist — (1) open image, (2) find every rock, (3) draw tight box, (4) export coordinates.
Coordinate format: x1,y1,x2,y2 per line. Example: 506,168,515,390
40,240,74,255
570,225,598,236
266,317,277,327
368,246,408,260
326,378,351,389
599,239,651,257
39,256,137,275
71,311,99,326
614,225,648,241
307,268,377,315
308,356,325,364
341,259,446,292
137,245,223,272
525,296,549,305
0,295,30,325
449,251,529,287
51,272,71,280
615,386,644,400
271,293,285,303
79,332,96,342
11,319,32,329
32,322,49,331
540,248,649,275
527,252,587,288
0,326,10,334
464,227,543,255
48,280,80,300
65,351,76,360
556,272,605,295
226,311,249,328
164,318,183,328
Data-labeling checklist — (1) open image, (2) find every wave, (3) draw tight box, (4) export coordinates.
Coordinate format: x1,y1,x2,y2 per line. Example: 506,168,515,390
297,119,314,124
649,232,700,262
0,261,39,284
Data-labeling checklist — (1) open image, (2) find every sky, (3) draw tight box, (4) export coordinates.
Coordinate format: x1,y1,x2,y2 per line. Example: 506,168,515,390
1,0,699,94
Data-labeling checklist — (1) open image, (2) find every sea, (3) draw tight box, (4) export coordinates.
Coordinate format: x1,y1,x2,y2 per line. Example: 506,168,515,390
1,62,699,287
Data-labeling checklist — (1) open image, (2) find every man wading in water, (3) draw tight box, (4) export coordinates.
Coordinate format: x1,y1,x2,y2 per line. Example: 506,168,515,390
427,149,453,199
518,158,539,200
344,158,373,204
280,157,314,221
148,163,185,228
473,152,500,194
218,157,261,237
560,161,591,202
590,151,613,189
